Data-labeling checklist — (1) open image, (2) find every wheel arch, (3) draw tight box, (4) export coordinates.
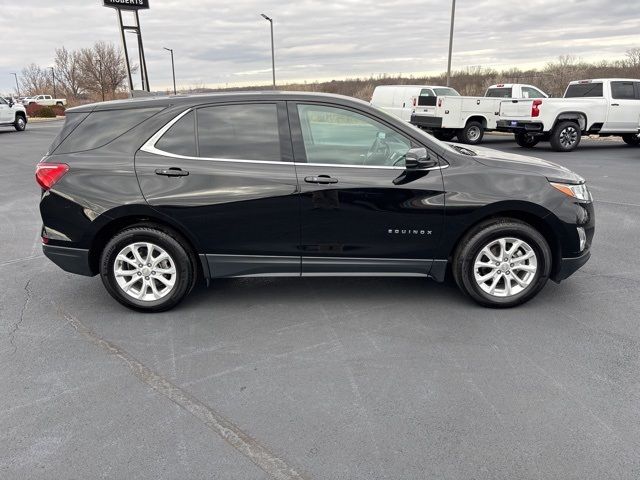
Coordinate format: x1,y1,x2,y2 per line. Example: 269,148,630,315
87,209,206,279
465,115,488,129
553,112,588,132
446,203,562,279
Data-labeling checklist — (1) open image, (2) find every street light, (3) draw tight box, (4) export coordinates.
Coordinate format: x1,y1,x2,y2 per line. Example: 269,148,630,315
10,73,19,97
446,0,456,87
49,66,57,98
260,13,276,89
163,47,177,95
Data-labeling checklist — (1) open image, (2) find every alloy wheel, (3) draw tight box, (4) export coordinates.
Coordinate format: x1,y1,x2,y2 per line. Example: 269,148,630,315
473,237,538,297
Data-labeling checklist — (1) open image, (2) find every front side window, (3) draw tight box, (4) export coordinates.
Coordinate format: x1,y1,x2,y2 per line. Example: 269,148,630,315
433,87,460,96
611,81,637,100
486,87,513,98
297,104,411,167
0,97,8,106
197,104,281,161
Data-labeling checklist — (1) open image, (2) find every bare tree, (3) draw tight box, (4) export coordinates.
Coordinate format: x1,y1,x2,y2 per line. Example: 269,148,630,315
78,41,131,101
54,47,83,99
20,64,51,96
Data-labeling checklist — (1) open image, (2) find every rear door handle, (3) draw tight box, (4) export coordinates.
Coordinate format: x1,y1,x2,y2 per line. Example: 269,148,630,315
304,175,338,185
155,167,189,177
611,103,620,106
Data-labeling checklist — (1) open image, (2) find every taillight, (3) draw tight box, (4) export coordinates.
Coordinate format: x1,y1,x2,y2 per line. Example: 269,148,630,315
412,97,416,107
532,99,543,117
35,163,69,190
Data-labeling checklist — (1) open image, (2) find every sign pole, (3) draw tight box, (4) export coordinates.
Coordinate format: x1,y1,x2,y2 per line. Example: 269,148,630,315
117,8,134,92
134,9,150,92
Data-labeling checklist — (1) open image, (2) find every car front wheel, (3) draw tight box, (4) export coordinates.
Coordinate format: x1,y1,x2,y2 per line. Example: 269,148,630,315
100,226,195,312
452,219,552,308
14,115,26,132
622,133,640,146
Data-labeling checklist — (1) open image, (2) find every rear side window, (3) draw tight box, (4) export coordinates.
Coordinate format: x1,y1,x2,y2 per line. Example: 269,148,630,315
196,104,281,161
564,83,603,98
155,111,197,157
611,81,637,100
48,111,90,154
522,87,545,98
55,107,163,154
486,88,513,98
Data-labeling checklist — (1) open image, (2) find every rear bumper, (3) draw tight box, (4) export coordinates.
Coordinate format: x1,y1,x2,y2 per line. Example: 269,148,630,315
43,245,94,277
552,249,591,283
410,114,443,129
496,120,544,133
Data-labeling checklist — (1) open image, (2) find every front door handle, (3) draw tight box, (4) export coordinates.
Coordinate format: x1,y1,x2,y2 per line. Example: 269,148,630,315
304,175,338,185
611,103,620,106
155,167,189,177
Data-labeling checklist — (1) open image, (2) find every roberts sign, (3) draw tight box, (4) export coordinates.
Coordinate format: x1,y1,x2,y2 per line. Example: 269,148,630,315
103,0,150,10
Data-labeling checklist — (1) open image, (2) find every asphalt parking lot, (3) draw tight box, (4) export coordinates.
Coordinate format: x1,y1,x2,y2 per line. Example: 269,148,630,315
1,120,639,479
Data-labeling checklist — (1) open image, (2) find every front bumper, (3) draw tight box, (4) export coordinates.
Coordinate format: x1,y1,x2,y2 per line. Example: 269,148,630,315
43,244,94,277
552,249,591,283
496,120,544,133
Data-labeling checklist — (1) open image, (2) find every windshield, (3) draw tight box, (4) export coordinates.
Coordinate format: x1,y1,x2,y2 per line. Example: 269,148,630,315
433,87,460,96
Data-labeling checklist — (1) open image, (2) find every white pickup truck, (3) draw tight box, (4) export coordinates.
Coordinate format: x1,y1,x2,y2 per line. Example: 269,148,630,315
410,83,548,144
0,97,27,131
497,78,640,152
23,94,67,106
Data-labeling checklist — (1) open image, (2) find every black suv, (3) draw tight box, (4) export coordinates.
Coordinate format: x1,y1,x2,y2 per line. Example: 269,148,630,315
37,92,594,311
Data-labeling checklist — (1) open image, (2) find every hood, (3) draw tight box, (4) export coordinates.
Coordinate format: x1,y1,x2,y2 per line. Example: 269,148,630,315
448,142,585,184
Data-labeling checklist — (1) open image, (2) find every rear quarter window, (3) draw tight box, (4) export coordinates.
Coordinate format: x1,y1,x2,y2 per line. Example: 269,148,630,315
564,83,603,98
54,107,163,154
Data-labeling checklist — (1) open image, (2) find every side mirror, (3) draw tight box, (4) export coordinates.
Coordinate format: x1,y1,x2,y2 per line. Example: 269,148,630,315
7,99,13,107
405,147,438,169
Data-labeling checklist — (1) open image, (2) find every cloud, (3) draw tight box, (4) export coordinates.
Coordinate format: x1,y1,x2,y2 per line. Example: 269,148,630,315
1,0,639,93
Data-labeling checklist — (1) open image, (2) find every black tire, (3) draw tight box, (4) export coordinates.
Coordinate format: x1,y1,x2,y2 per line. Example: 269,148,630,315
100,226,195,312
56,101,63,106
452,218,552,308
514,132,539,148
457,120,484,145
14,114,26,132
550,121,581,152
622,133,640,146
434,130,457,141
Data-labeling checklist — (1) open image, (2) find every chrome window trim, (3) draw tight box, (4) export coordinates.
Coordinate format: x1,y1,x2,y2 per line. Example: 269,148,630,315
140,108,448,171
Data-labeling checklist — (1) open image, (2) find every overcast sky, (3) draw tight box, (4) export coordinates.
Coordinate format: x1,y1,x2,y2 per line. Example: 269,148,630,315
1,0,639,94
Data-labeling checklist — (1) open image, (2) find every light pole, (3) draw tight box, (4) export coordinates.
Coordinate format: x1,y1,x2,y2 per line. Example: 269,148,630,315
260,13,276,89
446,0,456,87
49,66,57,98
164,47,177,94
10,73,19,97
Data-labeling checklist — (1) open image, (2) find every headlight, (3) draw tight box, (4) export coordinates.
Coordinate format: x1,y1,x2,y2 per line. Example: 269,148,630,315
549,181,592,201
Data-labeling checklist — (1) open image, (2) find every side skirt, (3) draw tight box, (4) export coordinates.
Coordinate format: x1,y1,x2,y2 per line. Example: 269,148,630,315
204,255,448,281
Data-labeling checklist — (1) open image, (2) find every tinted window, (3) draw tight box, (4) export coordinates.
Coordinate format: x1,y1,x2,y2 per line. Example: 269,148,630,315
522,87,545,98
486,87,513,98
56,107,163,154
611,81,637,100
433,87,460,96
197,104,280,161
297,104,411,167
417,89,434,106
156,111,196,156
564,83,603,98
48,111,90,154
0,97,7,105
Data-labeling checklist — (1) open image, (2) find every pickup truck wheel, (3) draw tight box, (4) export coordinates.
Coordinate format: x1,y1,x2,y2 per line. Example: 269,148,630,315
14,115,26,132
550,121,581,152
458,121,484,145
452,218,551,308
515,132,539,148
622,134,640,146
56,101,63,106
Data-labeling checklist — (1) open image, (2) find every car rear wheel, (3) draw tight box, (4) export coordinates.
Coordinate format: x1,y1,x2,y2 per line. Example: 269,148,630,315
458,120,484,145
622,133,640,146
452,218,552,308
514,132,539,148
14,115,26,132
550,121,581,152
100,226,195,312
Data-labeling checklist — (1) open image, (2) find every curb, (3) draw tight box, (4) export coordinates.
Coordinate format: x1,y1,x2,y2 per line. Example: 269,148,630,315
28,116,65,123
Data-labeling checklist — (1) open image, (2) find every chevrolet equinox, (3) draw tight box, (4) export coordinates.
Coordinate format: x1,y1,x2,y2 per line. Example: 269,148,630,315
36,92,594,311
